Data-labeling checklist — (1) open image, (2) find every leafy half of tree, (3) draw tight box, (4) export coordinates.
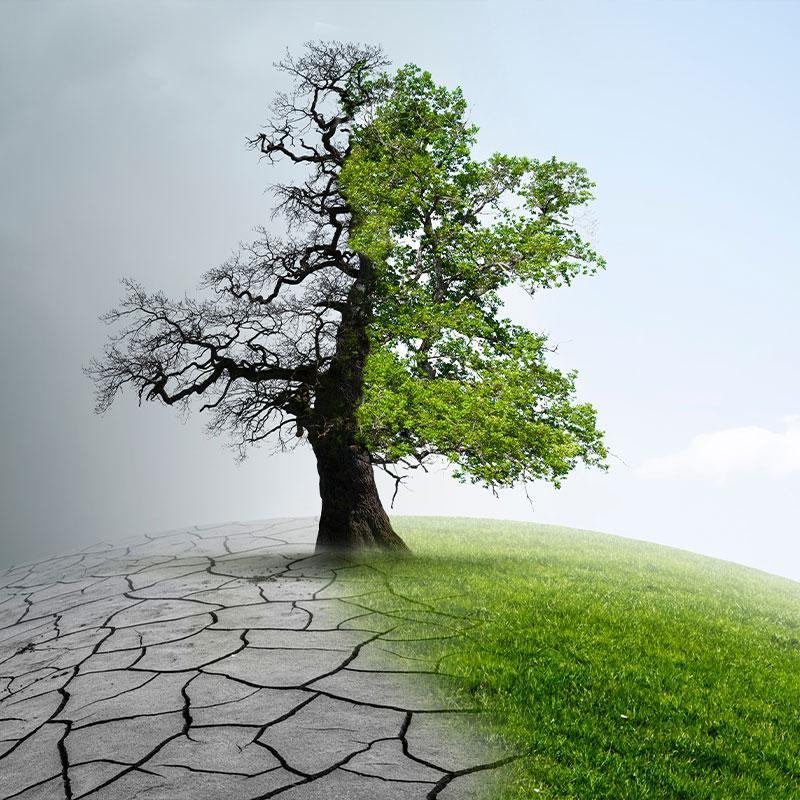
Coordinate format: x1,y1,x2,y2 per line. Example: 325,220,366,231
88,42,608,552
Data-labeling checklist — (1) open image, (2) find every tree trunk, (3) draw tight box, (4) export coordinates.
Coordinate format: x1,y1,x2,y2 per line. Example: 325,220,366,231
311,437,409,553
305,254,408,553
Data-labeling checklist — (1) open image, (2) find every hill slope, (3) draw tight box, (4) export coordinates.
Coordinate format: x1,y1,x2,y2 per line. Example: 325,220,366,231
353,517,800,799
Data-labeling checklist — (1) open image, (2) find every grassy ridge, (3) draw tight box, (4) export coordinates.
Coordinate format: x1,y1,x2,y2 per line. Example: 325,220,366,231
356,517,800,799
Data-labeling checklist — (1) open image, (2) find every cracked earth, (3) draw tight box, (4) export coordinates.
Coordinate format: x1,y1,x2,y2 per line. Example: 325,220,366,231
0,519,512,799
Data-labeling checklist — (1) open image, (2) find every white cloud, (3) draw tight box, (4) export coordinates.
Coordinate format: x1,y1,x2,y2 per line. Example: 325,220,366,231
639,416,800,481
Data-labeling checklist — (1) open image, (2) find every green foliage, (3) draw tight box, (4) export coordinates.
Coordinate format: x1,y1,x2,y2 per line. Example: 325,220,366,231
340,65,607,488
358,334,605,487
352,518,800,799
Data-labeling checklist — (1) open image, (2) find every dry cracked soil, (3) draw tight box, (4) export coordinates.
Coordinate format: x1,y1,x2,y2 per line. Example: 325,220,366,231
0,519,513,799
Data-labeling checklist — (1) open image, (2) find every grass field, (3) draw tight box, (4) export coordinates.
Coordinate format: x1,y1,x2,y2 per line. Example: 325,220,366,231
351,517,800,799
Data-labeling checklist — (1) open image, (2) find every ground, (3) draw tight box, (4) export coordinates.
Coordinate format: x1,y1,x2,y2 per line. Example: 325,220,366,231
0,519,510,800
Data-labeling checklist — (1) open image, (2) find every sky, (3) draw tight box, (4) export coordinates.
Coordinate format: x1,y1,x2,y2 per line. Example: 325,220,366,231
1,0,798,580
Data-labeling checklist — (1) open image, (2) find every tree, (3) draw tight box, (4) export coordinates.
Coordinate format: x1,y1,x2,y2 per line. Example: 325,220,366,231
88,41,608,553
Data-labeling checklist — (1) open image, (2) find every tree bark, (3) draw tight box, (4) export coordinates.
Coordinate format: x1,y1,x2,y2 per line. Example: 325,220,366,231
304,255,408,553
311,437,409,553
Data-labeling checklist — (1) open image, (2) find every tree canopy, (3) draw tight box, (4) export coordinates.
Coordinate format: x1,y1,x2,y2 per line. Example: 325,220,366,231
88,42,607,550
344,64,607,490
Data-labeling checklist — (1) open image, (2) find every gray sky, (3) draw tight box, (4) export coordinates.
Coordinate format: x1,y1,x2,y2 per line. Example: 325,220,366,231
2,1,798,579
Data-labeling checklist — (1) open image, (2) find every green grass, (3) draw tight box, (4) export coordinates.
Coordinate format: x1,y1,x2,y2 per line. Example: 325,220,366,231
351,517,800,799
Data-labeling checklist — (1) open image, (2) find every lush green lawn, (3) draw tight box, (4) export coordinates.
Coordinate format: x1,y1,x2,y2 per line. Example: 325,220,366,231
351,517,800,799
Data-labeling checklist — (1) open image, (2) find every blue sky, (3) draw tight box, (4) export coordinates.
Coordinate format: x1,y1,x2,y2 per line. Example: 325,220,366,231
1,1,798,579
